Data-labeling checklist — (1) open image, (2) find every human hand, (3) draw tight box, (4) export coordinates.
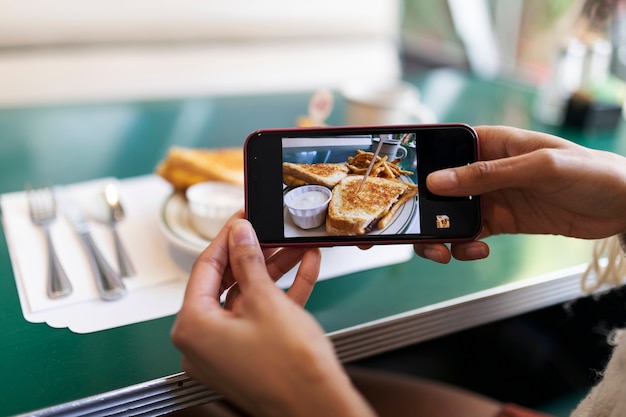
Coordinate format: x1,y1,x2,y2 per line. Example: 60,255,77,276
171,213,375,417
415,125,626,263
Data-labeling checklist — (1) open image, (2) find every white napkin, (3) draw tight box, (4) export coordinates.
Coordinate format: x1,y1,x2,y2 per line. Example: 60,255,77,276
1,175,413,333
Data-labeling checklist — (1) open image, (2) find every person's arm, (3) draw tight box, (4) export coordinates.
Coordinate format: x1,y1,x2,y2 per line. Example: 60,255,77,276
171,215,376,417
415,125,626,263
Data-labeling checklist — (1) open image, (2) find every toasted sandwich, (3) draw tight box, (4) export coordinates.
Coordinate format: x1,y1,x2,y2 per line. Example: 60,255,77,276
157,146,244,191
326,175,418,236
283,162,349,189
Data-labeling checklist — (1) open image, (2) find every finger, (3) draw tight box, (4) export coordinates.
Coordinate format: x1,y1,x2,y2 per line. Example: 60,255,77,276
265,247,310,282
413,243,451,264
207,210,248,294
426,149,563,197
450,241,490,261
285,248,321,306
428,125,580,197
224,247,320,310
227,219,275,293
219,246,279,294
173,216,238,352
473,125,567,156
183,217,234,309
223,246,291,310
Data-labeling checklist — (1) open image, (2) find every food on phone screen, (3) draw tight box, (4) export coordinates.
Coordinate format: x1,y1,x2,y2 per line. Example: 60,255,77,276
326,175,418,236
347,150,413,178
157,146,244,191
284,185,332,229
282,151,418,235
282,162,349,188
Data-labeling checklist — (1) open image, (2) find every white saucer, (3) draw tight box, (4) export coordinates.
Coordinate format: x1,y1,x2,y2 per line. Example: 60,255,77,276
158,193,210,255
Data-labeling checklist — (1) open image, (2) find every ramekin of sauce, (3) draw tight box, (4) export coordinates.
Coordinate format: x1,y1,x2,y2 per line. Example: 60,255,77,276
186,181,244,239
284,185,332,229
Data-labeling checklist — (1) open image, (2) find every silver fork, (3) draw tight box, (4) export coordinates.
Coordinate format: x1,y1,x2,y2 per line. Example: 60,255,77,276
27,187,73,299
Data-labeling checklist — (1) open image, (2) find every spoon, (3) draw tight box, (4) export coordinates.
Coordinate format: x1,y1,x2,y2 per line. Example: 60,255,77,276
104,183,136,277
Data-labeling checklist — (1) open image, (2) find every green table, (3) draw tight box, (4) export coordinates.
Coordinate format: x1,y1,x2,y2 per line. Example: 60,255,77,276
1,69,624,416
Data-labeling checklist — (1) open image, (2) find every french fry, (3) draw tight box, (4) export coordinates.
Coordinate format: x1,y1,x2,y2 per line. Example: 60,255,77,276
345,149,414,179
347,165,367,174
383,162,394,178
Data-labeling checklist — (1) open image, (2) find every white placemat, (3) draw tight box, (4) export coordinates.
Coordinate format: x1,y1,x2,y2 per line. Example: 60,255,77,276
1,175,414,333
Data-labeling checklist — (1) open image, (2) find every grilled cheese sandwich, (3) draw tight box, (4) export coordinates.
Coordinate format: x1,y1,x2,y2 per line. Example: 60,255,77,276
282,162,349,189
326,175,418,236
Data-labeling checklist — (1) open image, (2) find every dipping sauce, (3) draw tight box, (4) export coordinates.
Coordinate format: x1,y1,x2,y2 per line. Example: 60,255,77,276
191,189,244,215
290,190,329,209
186,181,245,239
284,185,332,229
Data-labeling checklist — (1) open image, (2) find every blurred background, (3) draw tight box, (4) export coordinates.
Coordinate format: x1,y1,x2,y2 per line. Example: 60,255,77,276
2,3,625,415
0,0,401,105
1,0,621,107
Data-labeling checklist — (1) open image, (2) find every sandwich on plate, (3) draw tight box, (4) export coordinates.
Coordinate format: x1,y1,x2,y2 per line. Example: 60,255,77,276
326,175,418,236
283,162,349,189
156,146,244,191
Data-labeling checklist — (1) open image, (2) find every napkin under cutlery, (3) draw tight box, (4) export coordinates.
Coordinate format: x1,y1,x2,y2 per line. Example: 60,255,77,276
1,175,414,333
2,176,186,332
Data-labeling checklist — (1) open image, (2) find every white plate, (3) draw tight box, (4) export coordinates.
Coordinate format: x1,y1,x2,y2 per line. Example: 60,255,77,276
158,193,210,255
284,176,420,237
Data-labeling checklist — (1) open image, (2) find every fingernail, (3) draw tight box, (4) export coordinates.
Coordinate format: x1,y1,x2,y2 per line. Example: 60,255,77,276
429,170,458,191
231,220,257,245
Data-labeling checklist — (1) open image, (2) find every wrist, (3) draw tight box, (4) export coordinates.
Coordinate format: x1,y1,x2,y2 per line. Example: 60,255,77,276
303,379,376,417
283,365,376,417
250,347,376,417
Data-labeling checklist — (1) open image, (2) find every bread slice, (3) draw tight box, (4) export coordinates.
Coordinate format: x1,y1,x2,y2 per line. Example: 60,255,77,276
156,146,244,191
283,162,349,189
326,175,418,236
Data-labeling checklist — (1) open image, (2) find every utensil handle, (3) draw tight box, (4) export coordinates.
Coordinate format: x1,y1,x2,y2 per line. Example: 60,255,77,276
112,228,136,277
43,226,72,299
79,232,127,301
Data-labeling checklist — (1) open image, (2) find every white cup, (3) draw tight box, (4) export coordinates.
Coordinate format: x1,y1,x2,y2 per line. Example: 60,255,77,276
186,181,244,240
374,134,407,162
341,80,437,126
284,185,332,230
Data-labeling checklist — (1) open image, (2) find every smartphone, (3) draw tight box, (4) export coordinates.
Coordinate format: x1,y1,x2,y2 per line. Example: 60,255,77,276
244,124,481,247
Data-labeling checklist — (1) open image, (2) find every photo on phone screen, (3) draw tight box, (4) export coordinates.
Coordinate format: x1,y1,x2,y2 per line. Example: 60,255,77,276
282,133,419,238
245,124,481,246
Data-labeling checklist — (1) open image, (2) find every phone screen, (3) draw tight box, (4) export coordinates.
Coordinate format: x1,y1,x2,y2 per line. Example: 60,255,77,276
245,124,481,247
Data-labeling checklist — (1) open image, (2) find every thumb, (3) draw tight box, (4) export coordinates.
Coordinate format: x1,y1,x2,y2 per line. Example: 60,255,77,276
426,153,542,196
227,219,274,293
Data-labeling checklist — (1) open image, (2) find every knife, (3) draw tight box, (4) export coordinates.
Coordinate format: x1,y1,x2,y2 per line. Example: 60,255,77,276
357,136,385,194
63,196,127,301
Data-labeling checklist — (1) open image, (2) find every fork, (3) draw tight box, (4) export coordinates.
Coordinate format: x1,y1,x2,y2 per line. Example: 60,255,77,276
27,187,73,299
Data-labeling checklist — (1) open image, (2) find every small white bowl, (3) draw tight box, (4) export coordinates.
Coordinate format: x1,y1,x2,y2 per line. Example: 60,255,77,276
284,185,332,229
186,181,244,240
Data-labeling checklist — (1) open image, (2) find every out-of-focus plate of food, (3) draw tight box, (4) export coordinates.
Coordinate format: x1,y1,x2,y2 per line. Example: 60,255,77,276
158,193,209,254
156,146,244,191
156,146,245,254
